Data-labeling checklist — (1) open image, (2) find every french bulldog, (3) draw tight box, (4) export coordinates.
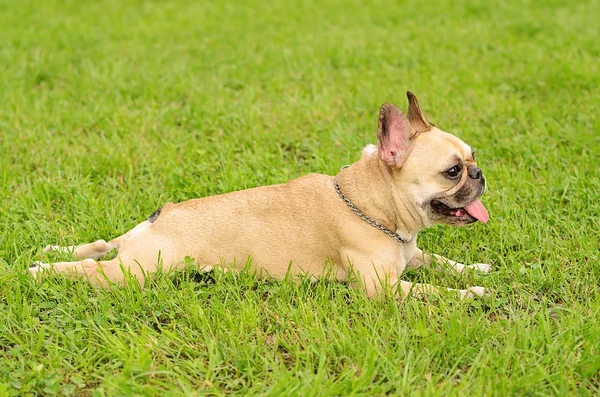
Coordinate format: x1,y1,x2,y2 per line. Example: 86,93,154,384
31,92,491,299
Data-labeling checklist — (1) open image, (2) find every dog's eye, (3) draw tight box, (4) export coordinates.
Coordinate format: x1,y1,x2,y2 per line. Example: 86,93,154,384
444,165,462,179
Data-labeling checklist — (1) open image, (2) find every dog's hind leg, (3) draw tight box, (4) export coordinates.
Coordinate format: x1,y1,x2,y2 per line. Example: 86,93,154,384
42,219,155,260
43,237,124,260
30,257,140,287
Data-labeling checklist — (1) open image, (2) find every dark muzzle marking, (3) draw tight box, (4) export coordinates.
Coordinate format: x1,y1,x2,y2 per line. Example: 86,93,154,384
147,207,162,223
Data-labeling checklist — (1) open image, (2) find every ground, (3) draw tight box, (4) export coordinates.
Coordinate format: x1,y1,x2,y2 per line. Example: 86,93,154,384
0,0,599,395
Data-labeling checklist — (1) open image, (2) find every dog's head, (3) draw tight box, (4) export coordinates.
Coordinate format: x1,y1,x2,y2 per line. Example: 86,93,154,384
377,92,489,226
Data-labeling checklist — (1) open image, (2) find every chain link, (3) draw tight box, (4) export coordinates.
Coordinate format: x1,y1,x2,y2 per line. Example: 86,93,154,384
334,179,409,244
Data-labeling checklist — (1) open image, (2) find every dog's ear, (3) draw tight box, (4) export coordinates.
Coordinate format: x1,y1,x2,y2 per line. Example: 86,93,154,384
377,103,416,168
406,91,432,133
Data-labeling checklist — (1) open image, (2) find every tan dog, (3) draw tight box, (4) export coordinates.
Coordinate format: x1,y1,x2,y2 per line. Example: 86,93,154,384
31,92,491,299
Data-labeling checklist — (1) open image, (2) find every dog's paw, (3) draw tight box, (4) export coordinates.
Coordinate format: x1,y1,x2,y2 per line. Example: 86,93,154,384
29,261,50,280
460,286,490,300
43,245,59,253
467,263,492,273
29,266,39,278
42,245,59,260
43,244,77,254
30,261,50,269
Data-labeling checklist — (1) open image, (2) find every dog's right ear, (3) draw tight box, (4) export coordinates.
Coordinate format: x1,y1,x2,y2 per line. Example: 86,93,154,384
406,91,432,133
377,103,416,168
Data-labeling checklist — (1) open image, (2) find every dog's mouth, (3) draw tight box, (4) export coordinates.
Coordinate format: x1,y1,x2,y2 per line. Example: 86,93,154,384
431,199,489,224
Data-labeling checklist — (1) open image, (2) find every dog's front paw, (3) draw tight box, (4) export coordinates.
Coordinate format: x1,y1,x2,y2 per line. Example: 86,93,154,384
42,244,74,259
460,286,490,300
467,263,492,273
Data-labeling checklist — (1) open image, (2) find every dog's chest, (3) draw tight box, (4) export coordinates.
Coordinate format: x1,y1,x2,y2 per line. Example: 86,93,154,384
399,238,418,268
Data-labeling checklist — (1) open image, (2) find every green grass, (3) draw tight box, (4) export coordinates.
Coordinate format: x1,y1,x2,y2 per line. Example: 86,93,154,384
1,0,599,395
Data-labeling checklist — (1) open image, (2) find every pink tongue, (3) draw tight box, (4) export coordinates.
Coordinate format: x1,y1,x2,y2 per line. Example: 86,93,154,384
463,199,489,223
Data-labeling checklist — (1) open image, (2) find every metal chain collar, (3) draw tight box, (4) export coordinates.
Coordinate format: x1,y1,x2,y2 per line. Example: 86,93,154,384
333,179,409,244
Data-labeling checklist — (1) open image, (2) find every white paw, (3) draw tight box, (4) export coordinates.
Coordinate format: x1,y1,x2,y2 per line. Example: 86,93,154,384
29,262,50,280
460,286,490,300
30,261,50,269
43,245,75,254
467,263,493,273
43,245,60,253
41,245,76,260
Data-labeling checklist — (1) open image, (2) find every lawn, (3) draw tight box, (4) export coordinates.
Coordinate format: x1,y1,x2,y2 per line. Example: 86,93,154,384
1,0,599,395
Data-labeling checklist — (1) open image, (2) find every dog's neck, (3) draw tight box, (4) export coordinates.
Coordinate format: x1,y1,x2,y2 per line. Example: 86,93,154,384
335,149,422,237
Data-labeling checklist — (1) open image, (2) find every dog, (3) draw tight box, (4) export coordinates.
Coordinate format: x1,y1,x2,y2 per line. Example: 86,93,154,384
30,92,491,299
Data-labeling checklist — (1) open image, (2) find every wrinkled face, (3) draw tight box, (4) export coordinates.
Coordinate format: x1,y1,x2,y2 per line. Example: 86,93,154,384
399,128,487,226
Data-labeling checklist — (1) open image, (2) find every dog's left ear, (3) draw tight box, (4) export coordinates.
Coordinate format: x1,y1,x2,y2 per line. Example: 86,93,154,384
406,91,432,133
377,103,416,168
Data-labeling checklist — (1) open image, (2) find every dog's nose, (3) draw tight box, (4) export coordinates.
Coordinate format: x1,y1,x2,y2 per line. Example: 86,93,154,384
468,166,482,180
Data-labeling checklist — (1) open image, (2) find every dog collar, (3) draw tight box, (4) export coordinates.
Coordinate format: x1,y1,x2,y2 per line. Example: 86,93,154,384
333,179,410,244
